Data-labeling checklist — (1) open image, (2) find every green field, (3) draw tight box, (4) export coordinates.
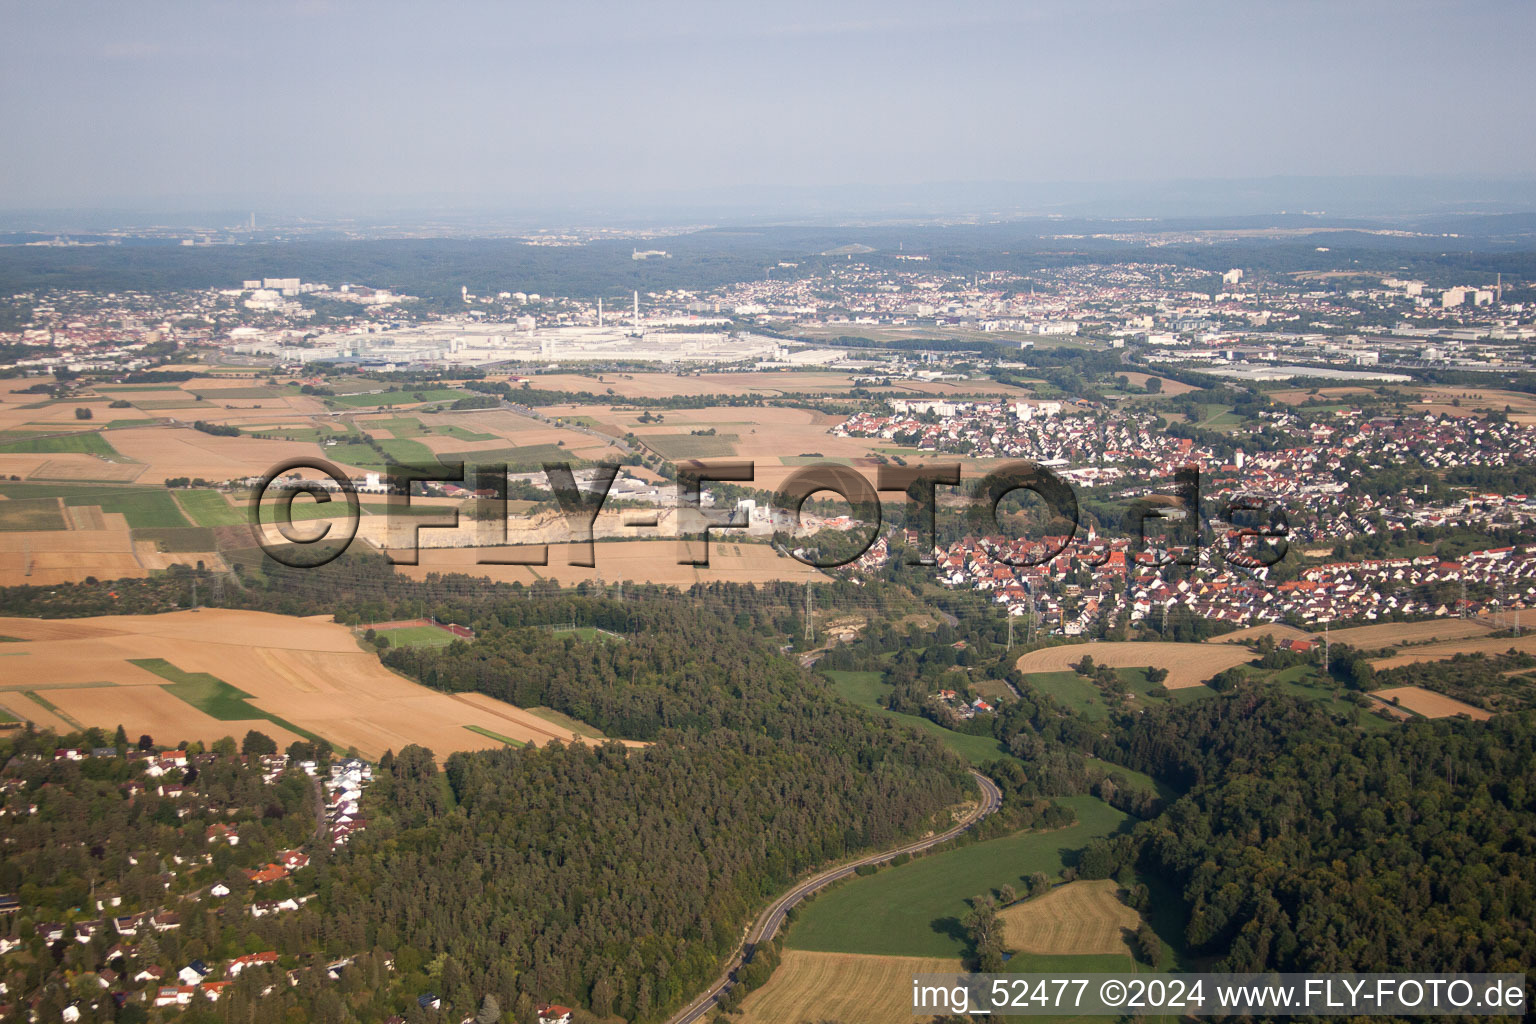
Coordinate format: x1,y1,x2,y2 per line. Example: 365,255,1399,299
0,497,66,531
373,437,438,464
376,625,456,649
173,489,247,527
131,526,218,553
63,489,190,528
323,441,387,469
435,425,498,442
1084,756,1177,801
1255,664,1398,733
129,657,326,743
0,432,124,458
642,433,740,459
1021,669,1213,721
525,705,609,740
823,670,1009,765
463,724,526,747
786,795,1135,957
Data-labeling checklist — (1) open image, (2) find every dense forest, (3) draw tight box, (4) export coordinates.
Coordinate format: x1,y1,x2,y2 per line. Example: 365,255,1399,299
1113,694,1536,975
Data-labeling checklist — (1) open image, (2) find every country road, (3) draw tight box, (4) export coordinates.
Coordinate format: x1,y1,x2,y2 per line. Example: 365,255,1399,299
665,769,1004,1024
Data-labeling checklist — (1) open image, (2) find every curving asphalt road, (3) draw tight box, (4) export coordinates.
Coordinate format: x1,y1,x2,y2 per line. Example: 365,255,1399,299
665,769,1004,1024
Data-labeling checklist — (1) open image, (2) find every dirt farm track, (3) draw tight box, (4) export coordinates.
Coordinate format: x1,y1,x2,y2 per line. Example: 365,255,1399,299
0,609,629,758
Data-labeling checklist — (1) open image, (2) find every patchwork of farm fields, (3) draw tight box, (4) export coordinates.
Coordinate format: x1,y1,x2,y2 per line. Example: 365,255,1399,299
0,609,627,758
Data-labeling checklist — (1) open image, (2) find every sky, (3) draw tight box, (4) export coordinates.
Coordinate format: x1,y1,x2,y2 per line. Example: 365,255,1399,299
2,0,1534,215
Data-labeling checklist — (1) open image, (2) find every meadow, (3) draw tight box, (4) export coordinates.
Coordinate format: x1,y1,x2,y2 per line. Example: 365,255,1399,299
785,795,1134,958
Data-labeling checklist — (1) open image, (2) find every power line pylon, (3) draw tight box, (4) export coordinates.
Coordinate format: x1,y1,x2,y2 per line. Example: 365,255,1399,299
803,580,814,644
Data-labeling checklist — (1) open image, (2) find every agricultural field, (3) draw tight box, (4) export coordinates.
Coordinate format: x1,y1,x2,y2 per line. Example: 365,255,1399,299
0,431,123,458
1019,669,1213,720
1016,642,1254,689
172,488,247,527
785,795,1133,958
65,489,189,528
0,497,66,531
996,880,1140,957
73,425,321,482
0,609,625,758
1208,622,1311,645
0,517,145,586
731,951,963,1024
639,433,741,460
1324,618,1492,649
1370,685,1493,720
375,625,457,649
1115,371,1200,396
1369,635,1536,671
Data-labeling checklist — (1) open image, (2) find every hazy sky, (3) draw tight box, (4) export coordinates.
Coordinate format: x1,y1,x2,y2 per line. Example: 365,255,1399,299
2,0,1533,212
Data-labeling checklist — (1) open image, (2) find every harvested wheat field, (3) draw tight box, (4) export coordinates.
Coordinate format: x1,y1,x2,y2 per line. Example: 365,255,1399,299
1409,386,1536,424
997,880,1139,956
1017,642,1253,689
397,538,823,586
2,693,77,733
28,457,145,483
0,609,624,757
1370,635,1536,671
1369,686,1491,721
105,426,323,481
732,950,961,1024
1208,622,1312,644
0,527,146,586
132,543,228,573
1325,619,1492,648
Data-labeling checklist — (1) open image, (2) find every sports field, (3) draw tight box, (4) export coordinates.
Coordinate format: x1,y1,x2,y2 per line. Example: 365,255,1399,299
1016,643,1254,689
0,609,625,758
